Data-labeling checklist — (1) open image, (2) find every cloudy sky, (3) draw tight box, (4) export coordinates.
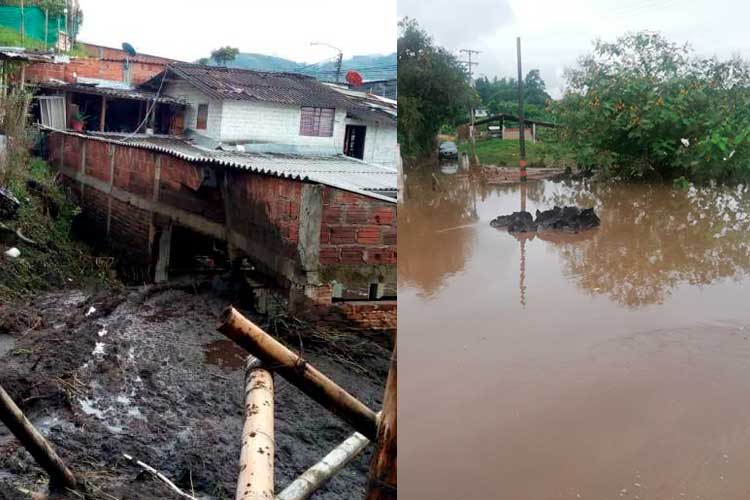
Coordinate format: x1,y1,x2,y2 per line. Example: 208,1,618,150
398,0,748,97
78,0,396,63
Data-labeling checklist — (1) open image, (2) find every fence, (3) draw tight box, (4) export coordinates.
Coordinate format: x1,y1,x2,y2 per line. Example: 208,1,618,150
0,5,77,48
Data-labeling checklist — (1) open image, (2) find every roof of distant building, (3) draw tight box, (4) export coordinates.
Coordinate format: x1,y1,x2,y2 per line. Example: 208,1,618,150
323,83,396,125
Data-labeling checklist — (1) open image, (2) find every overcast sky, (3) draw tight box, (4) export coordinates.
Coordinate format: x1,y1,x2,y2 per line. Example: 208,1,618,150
398,0,748,98
78,0,396,63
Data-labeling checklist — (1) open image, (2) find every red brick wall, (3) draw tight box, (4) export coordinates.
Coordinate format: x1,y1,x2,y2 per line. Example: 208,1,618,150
27,57,168,85
303,301,397,332
84,140,112,183
158,156,225,223
319,186,397,299
227,172,302,262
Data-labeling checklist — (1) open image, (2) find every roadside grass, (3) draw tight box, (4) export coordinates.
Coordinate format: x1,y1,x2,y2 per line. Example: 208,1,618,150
1,157,118,298
458,138,572,168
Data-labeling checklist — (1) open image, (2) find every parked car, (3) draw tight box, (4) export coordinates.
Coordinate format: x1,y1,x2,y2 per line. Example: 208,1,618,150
438,141,458,159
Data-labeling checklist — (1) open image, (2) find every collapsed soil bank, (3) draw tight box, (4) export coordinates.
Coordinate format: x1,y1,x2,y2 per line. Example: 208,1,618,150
0,283,390,499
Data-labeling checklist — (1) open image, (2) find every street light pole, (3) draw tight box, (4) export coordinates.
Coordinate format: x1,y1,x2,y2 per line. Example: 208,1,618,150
311,41,343,83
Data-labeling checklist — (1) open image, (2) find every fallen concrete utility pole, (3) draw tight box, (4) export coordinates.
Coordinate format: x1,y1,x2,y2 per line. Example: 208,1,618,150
0,384,78,492
366,343,397,500
217,307,379,441
236,356,275,500
275,431,370,500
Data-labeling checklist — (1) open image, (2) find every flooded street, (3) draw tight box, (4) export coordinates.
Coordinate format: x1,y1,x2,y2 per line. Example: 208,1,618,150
399,164,750,500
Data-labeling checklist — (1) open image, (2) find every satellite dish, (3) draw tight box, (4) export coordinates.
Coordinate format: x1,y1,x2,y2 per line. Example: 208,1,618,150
345,70,363,87
122,43,137,57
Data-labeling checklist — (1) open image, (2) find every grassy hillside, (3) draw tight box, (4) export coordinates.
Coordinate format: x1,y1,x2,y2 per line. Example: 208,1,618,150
200,52,396,81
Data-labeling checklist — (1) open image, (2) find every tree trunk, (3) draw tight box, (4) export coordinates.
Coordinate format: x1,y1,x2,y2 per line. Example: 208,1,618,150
276,432,370,500
0,384,78,492
236,357,275,500
366,344,397,500
217,307,378,441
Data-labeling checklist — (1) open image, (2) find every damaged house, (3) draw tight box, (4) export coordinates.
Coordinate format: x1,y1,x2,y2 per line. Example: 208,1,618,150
36,61,397,329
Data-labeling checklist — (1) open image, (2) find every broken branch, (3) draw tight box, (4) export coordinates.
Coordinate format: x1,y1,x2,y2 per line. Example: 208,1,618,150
217,307,378,440
122,453,199,500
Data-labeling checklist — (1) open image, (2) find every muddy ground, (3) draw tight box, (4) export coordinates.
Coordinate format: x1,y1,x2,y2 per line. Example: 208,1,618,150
0,280,391,499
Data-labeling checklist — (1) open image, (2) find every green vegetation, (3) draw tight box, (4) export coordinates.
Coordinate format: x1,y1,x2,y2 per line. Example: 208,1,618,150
210,46,240,66
552,31,750,181
1,158,117,298
0,25,46,49
475,69,553,121
458,138,566,168
398,18,476,157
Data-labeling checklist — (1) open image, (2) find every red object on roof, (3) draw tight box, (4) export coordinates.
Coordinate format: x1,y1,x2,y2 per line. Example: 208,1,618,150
346,70,363,87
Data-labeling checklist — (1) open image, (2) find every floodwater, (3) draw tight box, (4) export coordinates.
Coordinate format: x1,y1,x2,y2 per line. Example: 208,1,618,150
399,163,750,500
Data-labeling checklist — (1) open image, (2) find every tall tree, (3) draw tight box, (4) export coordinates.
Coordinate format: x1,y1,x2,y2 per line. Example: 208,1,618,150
397,18,476,157
211,46,240,66
553,31,750,180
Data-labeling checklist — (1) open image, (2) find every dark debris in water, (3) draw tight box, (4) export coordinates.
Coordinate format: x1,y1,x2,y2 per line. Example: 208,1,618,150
491,206,601,233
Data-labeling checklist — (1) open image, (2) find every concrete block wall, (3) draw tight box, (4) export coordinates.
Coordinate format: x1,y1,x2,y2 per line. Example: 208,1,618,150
345,118,397,168
219,100,347,150
163,81,224,139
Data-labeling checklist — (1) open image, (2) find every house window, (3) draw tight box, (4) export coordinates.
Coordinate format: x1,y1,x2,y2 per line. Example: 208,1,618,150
196,104,208,130
300,107,335,137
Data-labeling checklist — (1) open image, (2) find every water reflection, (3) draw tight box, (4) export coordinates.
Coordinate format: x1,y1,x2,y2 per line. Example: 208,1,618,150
546,182,750,307
401,167,750,307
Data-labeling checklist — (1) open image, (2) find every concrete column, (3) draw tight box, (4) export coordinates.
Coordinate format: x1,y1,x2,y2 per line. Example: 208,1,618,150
298,184,323,275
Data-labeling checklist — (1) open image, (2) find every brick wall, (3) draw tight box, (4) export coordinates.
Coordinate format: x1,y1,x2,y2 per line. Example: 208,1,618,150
226,171,302,264
319,187,397,299
27,56,168,86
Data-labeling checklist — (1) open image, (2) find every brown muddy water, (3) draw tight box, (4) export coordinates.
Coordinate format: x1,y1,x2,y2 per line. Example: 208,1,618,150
399,164,750,500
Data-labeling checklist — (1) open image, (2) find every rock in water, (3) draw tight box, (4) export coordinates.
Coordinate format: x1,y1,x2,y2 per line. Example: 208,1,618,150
490,211,537,233
492,206,600,234
535,206,600,232
0,186,20,219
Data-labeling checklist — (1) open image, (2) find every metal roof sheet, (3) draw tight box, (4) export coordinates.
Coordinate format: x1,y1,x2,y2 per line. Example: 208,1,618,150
37,81,187,105
143,64,352,108
43,129,397,203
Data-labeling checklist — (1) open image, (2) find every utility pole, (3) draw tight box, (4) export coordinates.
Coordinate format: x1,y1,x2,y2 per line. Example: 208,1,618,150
460,49,480,144
335,52,343,83
516,37,527,183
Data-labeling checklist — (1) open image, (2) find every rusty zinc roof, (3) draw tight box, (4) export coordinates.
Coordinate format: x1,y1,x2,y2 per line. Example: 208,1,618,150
143,63,351,108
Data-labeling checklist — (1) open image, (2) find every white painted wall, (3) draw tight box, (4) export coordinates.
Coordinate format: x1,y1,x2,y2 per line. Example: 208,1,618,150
345,117,397,168
163,81,223,140
219,100,347,150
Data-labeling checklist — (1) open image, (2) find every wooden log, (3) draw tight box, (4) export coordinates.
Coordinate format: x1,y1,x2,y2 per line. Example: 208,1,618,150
366,344,397,500
236,356,275,500
0,384,78,491
99,96,107,132
218,307,378,441
275,432,370,500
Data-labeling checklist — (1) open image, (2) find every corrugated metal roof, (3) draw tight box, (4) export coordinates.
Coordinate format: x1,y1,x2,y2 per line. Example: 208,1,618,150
0,47,56,63
323,83,396,124
143,64,352,108
37,80,187,105
43,128,397,203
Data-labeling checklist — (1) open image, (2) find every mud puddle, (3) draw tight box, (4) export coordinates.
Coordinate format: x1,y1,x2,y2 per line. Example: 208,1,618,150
0,282,389,499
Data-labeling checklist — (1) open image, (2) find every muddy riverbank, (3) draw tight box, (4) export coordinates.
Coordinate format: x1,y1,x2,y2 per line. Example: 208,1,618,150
0,281,390,499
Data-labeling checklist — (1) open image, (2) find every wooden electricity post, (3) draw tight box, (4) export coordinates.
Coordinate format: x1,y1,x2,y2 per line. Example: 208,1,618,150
517,37,527,183
460,49,480,146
